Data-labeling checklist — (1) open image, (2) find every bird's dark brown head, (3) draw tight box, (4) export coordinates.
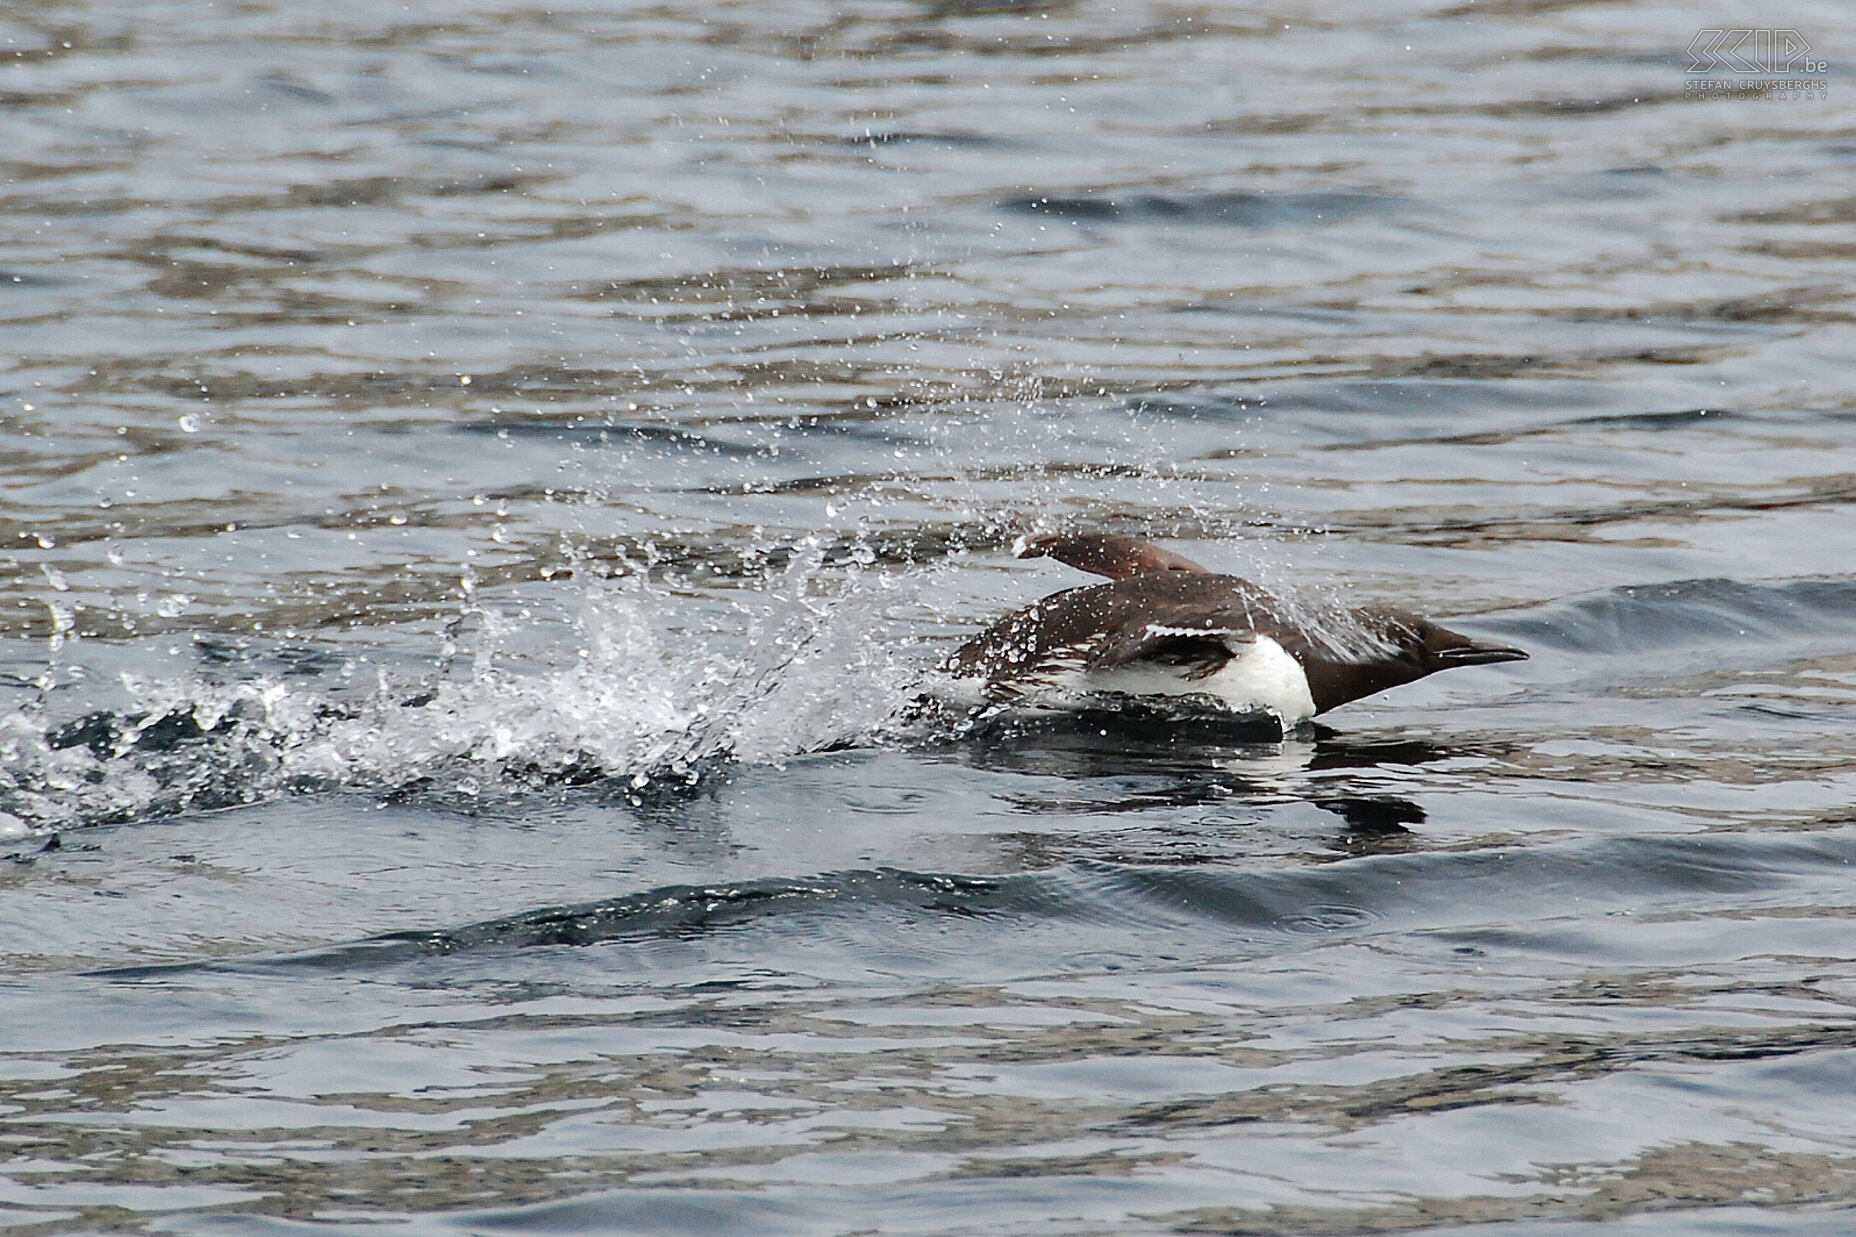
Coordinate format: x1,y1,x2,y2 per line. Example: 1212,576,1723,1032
1299,609,1528,714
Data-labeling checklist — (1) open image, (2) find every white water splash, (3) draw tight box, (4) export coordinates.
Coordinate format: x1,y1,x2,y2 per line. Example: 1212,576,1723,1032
0,562,939,832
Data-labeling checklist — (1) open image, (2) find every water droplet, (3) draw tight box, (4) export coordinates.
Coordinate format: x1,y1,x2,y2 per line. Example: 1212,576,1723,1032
178,414,200,433
155,593,192,618
46,602,74,653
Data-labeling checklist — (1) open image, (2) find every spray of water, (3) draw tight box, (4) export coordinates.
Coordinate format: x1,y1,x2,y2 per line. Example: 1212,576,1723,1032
0,548,939,836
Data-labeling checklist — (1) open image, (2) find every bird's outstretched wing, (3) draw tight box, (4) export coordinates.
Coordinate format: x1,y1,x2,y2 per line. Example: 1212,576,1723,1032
1013,533,1209,580
1084,620,1260,681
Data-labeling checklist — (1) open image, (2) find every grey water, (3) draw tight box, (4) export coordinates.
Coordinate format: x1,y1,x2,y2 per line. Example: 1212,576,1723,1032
3,1,1855,1233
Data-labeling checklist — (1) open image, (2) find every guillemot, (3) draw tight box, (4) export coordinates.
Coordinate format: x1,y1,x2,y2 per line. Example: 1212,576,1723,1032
941,533,1527,729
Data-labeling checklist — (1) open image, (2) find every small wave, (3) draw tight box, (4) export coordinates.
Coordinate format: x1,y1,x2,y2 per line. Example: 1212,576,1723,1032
93,825,1856,980
93,868,1019,977
1483,576,1856,656
1002,190,1399,227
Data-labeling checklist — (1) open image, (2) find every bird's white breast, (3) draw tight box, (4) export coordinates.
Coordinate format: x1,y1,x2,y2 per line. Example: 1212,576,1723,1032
1199,636,1317,726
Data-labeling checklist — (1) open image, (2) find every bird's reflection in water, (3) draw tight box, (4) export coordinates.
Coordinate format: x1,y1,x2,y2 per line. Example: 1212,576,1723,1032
936,710,1433,855
1314,795,1426,856
946,708,1314,802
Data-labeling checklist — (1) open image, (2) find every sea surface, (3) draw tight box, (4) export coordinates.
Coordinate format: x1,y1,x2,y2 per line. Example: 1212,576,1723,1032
3,1,1855,1234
